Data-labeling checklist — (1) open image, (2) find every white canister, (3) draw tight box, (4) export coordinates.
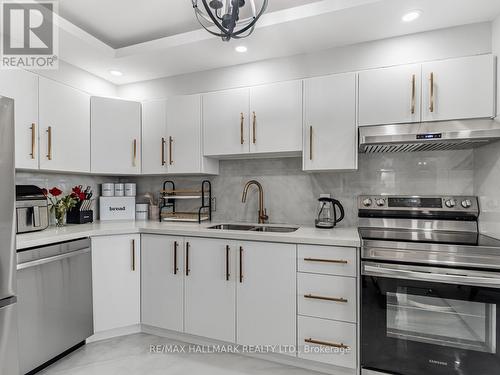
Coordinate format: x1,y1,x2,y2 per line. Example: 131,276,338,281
114,183,125,197
125,183,136,197
136,204,149,220
101,183,114,197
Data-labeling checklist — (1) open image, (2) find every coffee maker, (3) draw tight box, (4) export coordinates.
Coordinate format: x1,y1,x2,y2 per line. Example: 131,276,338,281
315,194,345,229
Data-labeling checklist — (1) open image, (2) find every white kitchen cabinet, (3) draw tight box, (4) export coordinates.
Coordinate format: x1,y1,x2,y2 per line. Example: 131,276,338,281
236,241,296,348
166,95,218,174
91,97,141,175
422,55,496,122
303,73,357,171
203,87,249,157
184,237,236,342
39,77,90,173
358,64,421,126
92,234,141,333
249,81,302,155
141,235,184,331
142,100,167,175
0,69,39,170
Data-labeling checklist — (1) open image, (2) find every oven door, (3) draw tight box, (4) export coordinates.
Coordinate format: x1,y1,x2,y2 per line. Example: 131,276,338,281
362,261,500,375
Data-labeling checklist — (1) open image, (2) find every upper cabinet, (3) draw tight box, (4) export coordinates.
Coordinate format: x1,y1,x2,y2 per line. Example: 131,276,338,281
421,55,496,122
39,77,90,173
358,64,421,126
141,100,167,175
358,55,496,126
0,69,39,170
248,81,302,155
142,96,218,175
166,94,218,174
203,87,249,157
303,73,357,171
203,81,302,158
91,97,142,175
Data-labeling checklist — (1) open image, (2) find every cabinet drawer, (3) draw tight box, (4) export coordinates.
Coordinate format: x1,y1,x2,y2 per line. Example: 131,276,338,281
298,273,356,323
298,245,356,276
298,315,356,369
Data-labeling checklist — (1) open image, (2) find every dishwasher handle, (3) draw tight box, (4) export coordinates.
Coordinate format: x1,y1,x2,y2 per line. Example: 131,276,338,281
17,248,90,270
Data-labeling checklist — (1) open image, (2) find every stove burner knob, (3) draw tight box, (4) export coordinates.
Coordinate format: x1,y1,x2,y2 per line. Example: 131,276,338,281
445,199,456,208
461,199,472,208
376,198,386,207
362,198,372,207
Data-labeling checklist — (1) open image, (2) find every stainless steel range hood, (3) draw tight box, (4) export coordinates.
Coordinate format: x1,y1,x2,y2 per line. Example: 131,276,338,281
359,119,500,153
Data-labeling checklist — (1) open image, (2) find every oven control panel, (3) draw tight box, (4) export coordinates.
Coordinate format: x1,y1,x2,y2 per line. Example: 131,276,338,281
358,195,479,213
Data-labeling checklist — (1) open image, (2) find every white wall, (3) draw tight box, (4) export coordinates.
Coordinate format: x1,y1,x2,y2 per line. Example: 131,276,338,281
474,16,500,239
30,60,117,97
118,22,491,100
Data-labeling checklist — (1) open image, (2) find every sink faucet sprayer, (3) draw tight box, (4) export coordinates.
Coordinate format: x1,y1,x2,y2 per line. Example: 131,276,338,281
241,180,269,224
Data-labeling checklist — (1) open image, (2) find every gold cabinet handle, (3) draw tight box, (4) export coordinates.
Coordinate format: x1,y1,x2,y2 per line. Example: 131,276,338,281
304,338,350,350
239,246,243,283
411,74,416,114
304,257,348,264
252,111,256,144
46,126,52,160
131,239,136,271
161,137,166,166
309,126,313,161
173,241,178,275
429,72,435,112
132,139,137,167
240,112,244,145
30,123,36,159
304,294,348,303
169,136,173,165
185,241,190,276
225,245,230,281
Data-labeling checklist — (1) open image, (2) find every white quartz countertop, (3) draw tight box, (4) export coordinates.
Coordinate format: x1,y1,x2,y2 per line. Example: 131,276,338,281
16,220,361,250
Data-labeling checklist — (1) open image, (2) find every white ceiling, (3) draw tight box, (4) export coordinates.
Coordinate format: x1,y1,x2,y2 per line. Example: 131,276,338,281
56,0,323,48
54,0,500,85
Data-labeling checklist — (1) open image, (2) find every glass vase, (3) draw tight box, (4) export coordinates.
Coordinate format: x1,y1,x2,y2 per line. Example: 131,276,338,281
55,208,67,227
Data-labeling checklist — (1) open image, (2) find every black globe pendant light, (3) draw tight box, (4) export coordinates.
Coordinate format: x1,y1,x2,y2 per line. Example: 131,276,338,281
192,0,268,41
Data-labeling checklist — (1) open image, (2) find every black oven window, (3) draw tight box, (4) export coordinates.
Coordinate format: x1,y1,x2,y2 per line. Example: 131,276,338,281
386,288,497,353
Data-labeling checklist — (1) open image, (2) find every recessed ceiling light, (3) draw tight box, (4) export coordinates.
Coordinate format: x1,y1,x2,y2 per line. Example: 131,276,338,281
109,70,123,76
402,10,422,22
235,45,247,53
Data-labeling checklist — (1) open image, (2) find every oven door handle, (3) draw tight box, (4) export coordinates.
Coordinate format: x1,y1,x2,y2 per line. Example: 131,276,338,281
363,263,500,289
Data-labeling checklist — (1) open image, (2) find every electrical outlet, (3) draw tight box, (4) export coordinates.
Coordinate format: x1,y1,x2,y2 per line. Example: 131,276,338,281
211,197,216,212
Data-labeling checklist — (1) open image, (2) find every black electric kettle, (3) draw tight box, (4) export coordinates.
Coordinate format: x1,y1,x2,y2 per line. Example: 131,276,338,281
315,195,345,229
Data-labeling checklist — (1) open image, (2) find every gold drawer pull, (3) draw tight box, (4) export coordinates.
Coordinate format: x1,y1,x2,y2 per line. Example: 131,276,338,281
169,136,173,165
30,123,36,159
252,111,256,144
304,294,348,303
309,125,313,160
429,72,435,113
46,126,52,160
133,139,137,167
304,257,348,264
161,137,166,166
131,239,136,271
411,74,416,114
240,112,244,145
305,338,349,350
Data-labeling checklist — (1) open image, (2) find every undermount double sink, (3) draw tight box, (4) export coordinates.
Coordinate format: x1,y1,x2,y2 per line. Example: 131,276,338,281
208,224,299,233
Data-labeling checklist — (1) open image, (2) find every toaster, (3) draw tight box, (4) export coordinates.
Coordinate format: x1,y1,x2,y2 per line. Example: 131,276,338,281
16,185,49,234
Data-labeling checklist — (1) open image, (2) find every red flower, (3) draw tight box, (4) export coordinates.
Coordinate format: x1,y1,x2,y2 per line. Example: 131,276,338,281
41,188,48,197
49,187,62,197
71,186,86,201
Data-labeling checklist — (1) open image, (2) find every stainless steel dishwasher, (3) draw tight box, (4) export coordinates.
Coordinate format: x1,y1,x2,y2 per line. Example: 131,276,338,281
17,238,93,374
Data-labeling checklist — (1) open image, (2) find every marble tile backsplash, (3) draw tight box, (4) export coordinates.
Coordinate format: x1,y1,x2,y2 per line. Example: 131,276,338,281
130,150,475,227
16,150,474,227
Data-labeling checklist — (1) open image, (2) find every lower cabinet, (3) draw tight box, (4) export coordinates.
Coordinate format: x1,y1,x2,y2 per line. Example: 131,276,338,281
141,235,184,331
91,234,141,333
236,241,296,348
184,237,236,342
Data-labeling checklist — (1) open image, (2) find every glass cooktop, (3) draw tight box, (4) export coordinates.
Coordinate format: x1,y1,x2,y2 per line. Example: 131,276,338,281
359,228,500,248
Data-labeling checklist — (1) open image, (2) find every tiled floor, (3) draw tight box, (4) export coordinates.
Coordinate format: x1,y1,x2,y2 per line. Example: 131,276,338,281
40,333,323,375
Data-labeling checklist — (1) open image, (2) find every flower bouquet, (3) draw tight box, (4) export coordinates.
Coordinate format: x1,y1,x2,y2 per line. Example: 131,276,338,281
43,187,78,226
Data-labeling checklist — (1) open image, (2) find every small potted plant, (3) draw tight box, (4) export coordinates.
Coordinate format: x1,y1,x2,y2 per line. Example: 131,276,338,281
43,187,77,227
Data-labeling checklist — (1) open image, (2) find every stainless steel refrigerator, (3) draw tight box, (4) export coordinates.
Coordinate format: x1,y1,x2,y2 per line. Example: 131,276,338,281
0,96,20,374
